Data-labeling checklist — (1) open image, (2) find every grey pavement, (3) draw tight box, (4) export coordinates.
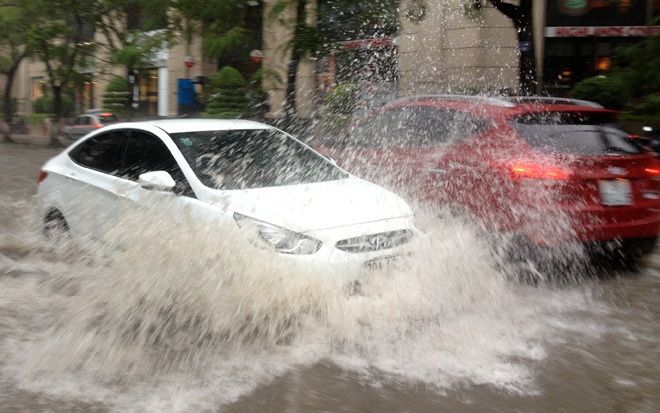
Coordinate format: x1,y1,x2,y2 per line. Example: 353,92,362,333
4,133,66,147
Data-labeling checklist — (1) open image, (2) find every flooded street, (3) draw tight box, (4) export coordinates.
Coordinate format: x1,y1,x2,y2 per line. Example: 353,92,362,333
0,141,658,413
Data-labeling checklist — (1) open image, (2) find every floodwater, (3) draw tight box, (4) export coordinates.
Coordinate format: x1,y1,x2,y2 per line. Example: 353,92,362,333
0,141,658,413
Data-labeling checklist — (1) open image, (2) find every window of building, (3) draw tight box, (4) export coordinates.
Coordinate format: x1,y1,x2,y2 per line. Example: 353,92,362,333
31,78,47,101
138,69,159,116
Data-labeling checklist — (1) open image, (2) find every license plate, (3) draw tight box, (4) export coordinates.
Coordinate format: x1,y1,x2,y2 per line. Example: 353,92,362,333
599,179,632,206
364,256,401,272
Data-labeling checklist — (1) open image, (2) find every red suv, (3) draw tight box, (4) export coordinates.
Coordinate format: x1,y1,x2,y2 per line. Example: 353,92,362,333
315,95,660,260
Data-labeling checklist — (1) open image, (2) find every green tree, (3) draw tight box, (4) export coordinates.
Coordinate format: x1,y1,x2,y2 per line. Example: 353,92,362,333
25,0,98,145
571,27,660,126
93,0,173,117
0,0,33,142
173,0,266,117
569,76,628,109
175,0,255,57
612,27,660,100
202,66,250,118
318,0,400,41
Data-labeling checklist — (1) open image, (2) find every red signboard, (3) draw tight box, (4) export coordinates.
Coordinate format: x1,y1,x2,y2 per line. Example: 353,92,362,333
546,25,660,37
546,0,659,37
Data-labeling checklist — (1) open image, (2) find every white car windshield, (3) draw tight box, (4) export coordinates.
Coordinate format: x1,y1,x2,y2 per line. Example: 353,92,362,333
171,128,348,190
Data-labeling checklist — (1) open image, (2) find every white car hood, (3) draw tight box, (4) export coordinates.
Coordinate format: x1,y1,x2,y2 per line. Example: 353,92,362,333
204,177,412,233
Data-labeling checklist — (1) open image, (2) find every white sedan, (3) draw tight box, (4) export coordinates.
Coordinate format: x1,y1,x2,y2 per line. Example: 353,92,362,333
36,119,416,280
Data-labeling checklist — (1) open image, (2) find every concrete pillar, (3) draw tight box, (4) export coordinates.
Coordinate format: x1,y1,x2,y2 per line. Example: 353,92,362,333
158,66,169,117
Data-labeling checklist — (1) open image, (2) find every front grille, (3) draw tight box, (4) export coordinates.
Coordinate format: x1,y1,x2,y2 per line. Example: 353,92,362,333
335,229,413,253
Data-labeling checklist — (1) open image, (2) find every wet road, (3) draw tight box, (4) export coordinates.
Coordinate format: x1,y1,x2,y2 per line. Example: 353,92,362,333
0,141,658,413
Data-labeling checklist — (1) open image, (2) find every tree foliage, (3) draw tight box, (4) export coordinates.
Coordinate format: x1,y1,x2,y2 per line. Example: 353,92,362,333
0,0,34,141
612,28,660,99
318,0,400,41
102,75,131,115
569,76,628,109
92,0,174,118
23,0,99,144
571,27,660,112
93,0,172,63
174,0,259,59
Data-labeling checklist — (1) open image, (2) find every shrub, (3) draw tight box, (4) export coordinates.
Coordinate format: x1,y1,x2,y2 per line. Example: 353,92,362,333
202,66,251,119
324,83,358,114
102,76,131,115
32,94,75,116
619,94,660,135
319,83,358,136
569,76,628,110
26,113,49,126
630,94,660,115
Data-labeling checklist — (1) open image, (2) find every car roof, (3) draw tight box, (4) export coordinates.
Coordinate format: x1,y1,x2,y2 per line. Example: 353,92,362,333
102,118,273,134
381,94,615,120
78,112,116,117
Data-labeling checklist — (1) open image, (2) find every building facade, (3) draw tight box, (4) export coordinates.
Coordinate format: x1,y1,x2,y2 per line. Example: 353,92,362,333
543,0,659,95
5,0,659,121
10,24,219,119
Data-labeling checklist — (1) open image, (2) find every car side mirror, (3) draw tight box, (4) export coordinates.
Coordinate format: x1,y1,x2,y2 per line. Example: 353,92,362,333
138,171,176,192
322,154,337,165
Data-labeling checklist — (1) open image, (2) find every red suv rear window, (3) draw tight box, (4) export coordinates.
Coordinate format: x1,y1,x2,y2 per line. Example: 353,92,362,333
513,112,644,156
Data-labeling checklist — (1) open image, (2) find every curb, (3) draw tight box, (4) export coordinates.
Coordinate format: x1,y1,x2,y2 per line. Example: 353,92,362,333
3,134,65,147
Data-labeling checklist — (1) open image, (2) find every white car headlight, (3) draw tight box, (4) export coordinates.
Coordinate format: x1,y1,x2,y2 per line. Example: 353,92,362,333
233,213,322,255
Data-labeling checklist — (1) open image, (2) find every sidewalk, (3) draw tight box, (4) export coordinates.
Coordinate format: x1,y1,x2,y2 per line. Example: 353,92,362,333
5,133,65,147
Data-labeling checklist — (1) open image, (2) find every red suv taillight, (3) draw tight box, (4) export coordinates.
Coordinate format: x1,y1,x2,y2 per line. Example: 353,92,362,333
92,123,102,129
37,171,48,184
645,166,660,177
508,162,570,180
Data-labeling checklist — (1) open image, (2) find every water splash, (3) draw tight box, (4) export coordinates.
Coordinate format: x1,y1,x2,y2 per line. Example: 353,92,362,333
0,196,608,412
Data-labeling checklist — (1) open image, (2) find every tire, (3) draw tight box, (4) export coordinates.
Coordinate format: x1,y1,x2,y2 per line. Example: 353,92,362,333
43,210,70,241
588,237,659,272
622,237,658,257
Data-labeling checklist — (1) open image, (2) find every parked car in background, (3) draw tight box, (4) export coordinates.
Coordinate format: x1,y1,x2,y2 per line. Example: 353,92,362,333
62,110,119,140
37,119,416,280
314,95,660,262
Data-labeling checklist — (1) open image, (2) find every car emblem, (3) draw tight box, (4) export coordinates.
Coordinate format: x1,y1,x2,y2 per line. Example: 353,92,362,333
607,166,627,176
369,234,392,250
